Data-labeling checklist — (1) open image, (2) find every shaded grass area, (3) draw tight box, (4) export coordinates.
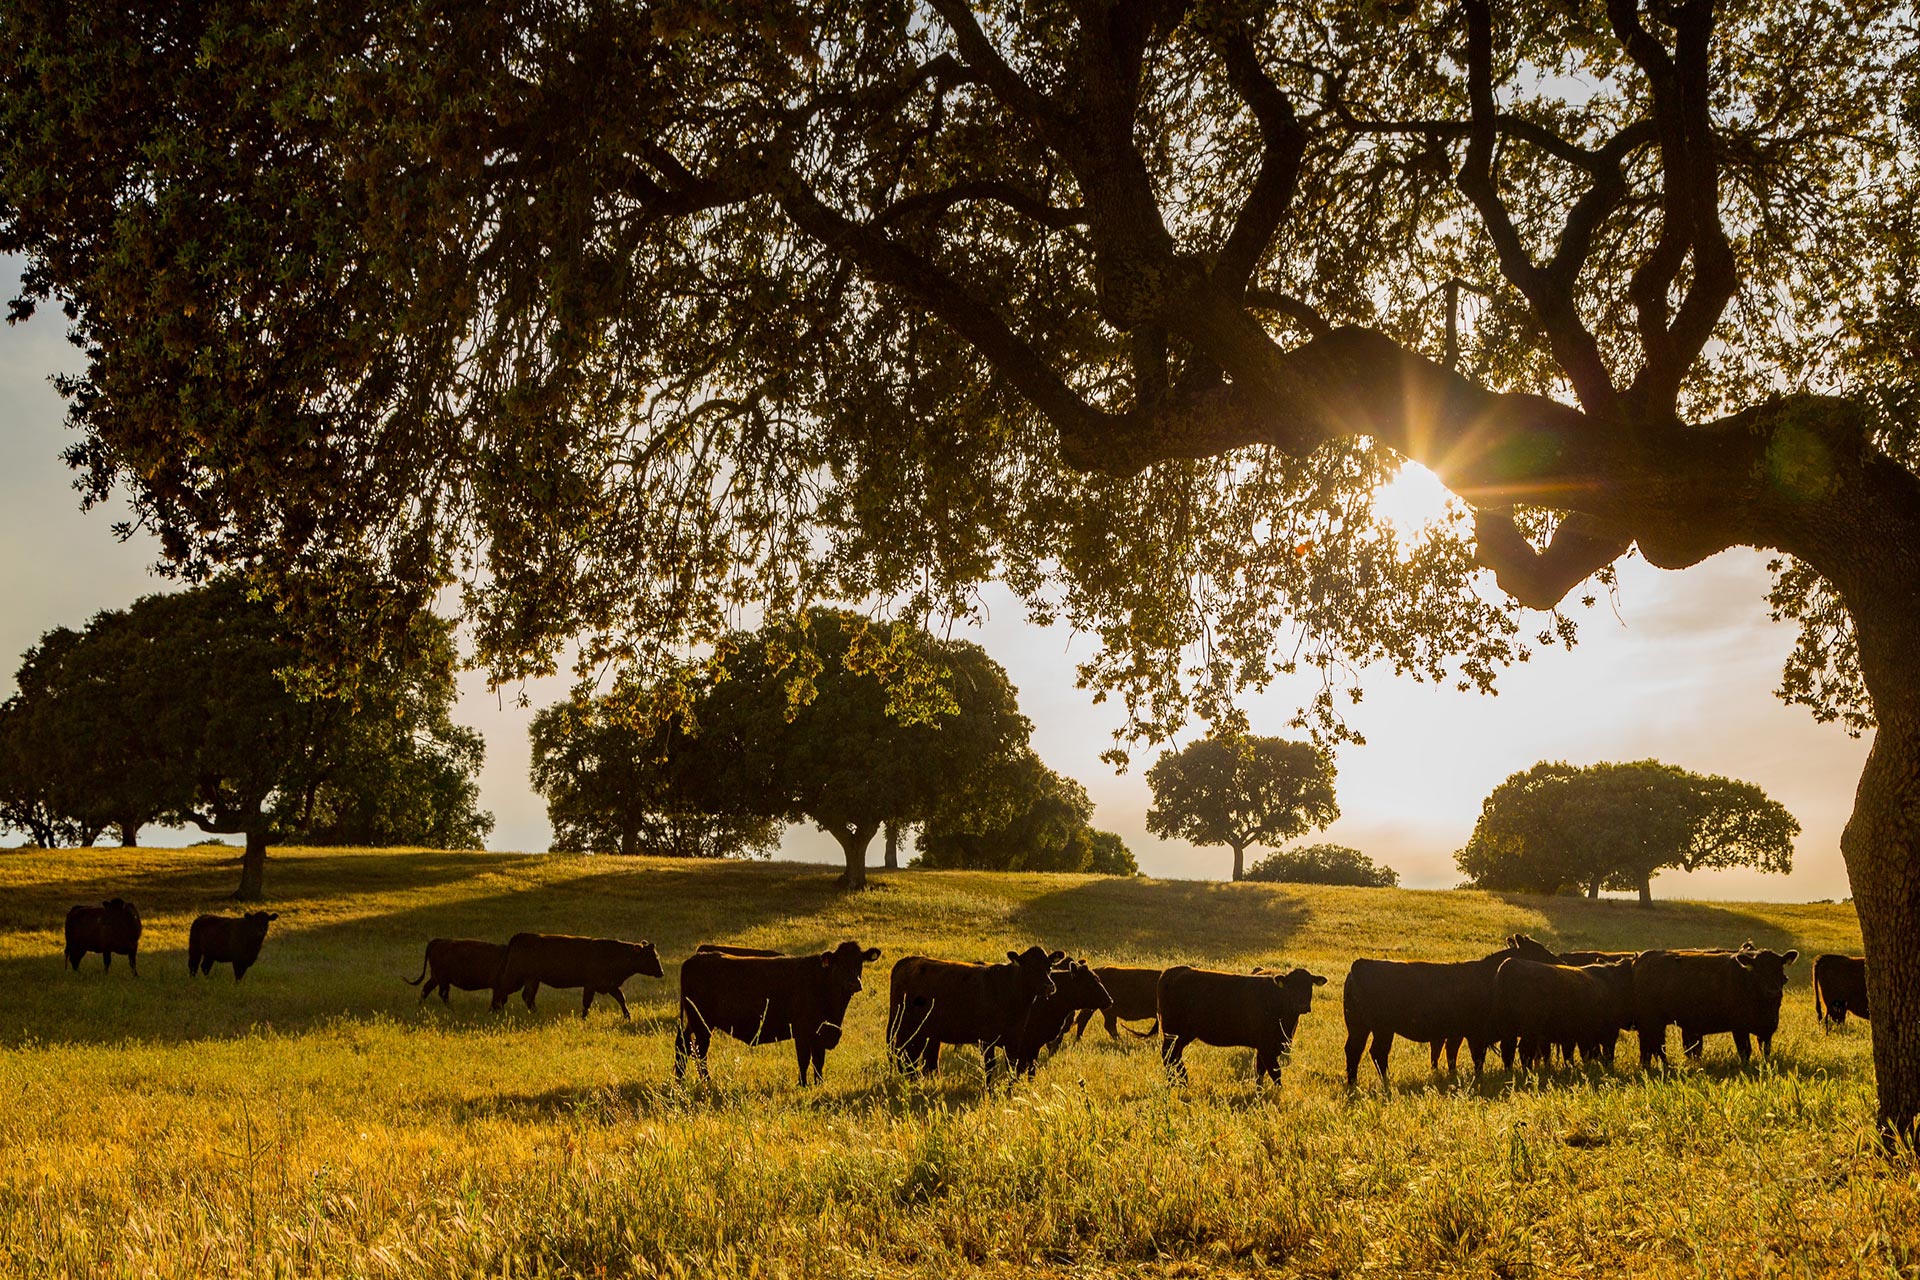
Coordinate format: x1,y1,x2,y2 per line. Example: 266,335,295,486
0,845,1910,1278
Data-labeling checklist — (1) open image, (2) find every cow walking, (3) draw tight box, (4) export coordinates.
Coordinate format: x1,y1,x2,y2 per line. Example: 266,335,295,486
676,941,883,1084
405,939,507,1004
188,911,278,981
490,932,664,1018
1158,965,1328,1084
1813,954,1869,1024
64,898,142,975
888,947,1061,1076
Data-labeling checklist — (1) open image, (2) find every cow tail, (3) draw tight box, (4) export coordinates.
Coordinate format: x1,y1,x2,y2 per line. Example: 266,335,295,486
1123,1018,1159,1039
403,950,430,987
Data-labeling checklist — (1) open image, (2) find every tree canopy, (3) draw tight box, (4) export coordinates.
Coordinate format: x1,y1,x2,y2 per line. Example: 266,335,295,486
529,684,781,859
5,0,1920,1137
1145,735,1339,880
914,746,1139,874
1455,759,1798,902
0,582,491,893
1245,842,1398,887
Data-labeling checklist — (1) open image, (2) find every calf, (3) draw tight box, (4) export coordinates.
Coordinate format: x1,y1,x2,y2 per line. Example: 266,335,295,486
490,932,664,1018
1350,935,1555,1085
1813,954,1869,1024
987,959,1114,1077
1072,965,1163,1041
1493,958,1636,1068
676,941,883,1083
888,946,1062,1075
1634,947,1798,1065
405,938,507,1004
1158,965,1328,1084
188,911,278,981
64,898,142,975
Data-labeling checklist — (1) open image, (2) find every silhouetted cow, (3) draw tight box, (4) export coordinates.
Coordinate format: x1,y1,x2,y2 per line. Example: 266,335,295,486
1072,965,1163,1041
1814,954,1869,1024
888,946,1062,1075
489,932,664,1018
676,941,883,1083
1157,965,1327,1084
188,911,278,981
1634,947,1798,1064
1493,957,1637,1067
404,938,507,1004
1348,935,1556,1085
64,898,142,975
987,959,1113,1077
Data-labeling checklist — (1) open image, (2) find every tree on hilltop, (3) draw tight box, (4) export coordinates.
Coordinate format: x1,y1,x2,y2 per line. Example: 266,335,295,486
1457,759,1798,903
915,746,1139,874
1245,843,1398,887
7,0,1920,1138
1146,736,1339,882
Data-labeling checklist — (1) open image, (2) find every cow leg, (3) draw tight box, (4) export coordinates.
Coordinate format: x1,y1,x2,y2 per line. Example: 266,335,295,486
102,952,112,973
923,1041,941,1073
1681,1027,1705,1059
1733,1030,1753,1061
1256,1048,1280,1084
1344,1029,1368,1086
581,988,596,1017
438,981,452,1004
1638,1024,1664,1067
609,988,631,1020
794,1037,812,1085
1369,1032,1394,1085
127,948,138,977
1072,1008,1093,1042
1160,1035,1189,1083
521,980,539,1011
233,962,249,982
1760,1031,1775,1056
1428,1040,1442,1072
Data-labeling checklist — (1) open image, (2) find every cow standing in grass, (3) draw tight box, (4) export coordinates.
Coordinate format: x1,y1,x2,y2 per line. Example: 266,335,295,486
888,946,1061,1076
1347,935,1557,1085
988,958,1113,1077
1071,965,1163,1042
1814,954,1869,1025
676,941,883,1084
64,898,142,975
489,933,664,1018
1493,958,1637,1068
1634,948,1798,1065
405,939,507,1004
1157,965,1328,1084
188,911,277,980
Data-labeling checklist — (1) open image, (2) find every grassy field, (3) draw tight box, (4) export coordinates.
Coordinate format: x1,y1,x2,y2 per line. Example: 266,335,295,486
0,845,1910,1279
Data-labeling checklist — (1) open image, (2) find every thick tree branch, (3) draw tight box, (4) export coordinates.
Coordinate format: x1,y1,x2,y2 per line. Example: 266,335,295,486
871,181,1086,232
1213,22,1309,296
1472,511,1632,609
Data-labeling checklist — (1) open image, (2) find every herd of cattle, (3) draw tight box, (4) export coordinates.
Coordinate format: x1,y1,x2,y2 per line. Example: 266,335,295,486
62,897,1873,1087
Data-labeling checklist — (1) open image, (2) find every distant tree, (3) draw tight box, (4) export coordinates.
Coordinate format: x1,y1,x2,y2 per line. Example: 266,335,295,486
0,699,82,847
693,610,1030,888
1146,737,1340,882
1245,843,1398,888
1456,760,1798,903
529,687,779,859
915,748,1132,874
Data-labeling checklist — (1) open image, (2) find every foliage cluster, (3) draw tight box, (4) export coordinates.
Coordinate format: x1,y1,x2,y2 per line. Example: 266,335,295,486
914,747,1138,874
1244,842,1398,887
1145,735,1339,880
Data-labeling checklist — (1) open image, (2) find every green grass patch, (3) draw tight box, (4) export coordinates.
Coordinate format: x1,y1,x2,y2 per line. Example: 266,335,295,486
0,845,1911,1278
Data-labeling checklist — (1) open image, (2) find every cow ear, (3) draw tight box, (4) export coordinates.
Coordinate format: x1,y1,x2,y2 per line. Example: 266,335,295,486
1734,952,1755,969
864,947,882,962
1312,974,1328,986
266,912,279,921
1008,951,1021,963
1782,950,1799,965
1048,949,1065,964
821,953,835,967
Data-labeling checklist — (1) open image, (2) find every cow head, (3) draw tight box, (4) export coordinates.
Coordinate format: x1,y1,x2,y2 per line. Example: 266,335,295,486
1008,946,1064,999
820,941,883,996
1049,960,1114,1012
1587,957,1637,1013
628,940,664,978
240,911,277,936
1503,934,1558,963
1734,948,1798,996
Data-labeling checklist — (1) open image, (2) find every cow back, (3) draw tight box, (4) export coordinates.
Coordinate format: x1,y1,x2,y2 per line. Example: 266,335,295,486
682,951,836,1045
1092,966,1162,1021
1633,950,1793,1038
889,955,1031,1048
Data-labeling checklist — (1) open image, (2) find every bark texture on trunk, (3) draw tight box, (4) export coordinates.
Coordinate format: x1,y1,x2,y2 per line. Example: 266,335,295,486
234,830,269,901
833,824,877,891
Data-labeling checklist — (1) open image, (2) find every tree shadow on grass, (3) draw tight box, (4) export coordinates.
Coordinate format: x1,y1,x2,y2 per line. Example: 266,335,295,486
1009,876,1311,965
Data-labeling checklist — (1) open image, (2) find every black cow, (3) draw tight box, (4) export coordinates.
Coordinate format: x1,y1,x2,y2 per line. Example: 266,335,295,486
1071,965,1163,1041
1158,965,1328,1084
64,898,142,975
1348,935,1556,1085
188,911,278,980
490,933,664,1017
1492,957,1637,1068
1814,953,1869,1024
987,959,1113,1077
676,941,883,1084
888,947,1062,1075
1634,947,1799,1064
405,938,508,1003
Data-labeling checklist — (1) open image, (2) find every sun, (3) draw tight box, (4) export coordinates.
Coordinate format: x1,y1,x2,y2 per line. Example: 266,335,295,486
1369,461,1459,536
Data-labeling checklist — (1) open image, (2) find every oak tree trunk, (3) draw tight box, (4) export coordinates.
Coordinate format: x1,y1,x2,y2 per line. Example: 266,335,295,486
1841,707,1920,1149
117,821,139,847
1587,879,1601,899
834,824,878,891
1231,842,1246,882
234,830,269,901
883,820,900,870
1638,877,1652,906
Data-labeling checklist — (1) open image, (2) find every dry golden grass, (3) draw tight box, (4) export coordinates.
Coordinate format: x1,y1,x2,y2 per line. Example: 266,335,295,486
0,845,1910,1278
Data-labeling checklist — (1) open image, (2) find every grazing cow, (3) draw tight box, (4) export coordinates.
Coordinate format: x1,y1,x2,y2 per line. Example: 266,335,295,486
888,946,1062,1075
1493,958,1637,1068
404,938,507,1004
1157,965,1328,1084
676,941,883,1083
1813,954,1869,1024
987,959,1114,1077
1349,935,1557,1085
1633,947,1799,1065
64,898,142,975
489,932,664,1018
1072,965,1164,1041
188,912,278,981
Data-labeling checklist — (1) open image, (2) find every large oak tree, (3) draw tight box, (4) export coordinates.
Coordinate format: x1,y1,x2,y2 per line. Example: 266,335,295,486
2,0,1916,1136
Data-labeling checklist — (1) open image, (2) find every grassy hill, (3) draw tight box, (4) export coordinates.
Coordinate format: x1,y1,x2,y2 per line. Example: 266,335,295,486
0,845,1904,1278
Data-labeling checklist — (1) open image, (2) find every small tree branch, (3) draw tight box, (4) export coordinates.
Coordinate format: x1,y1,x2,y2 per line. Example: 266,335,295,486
1472,511,1633,609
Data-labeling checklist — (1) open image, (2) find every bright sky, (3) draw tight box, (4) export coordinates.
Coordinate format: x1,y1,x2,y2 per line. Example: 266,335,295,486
0,256,1871,900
